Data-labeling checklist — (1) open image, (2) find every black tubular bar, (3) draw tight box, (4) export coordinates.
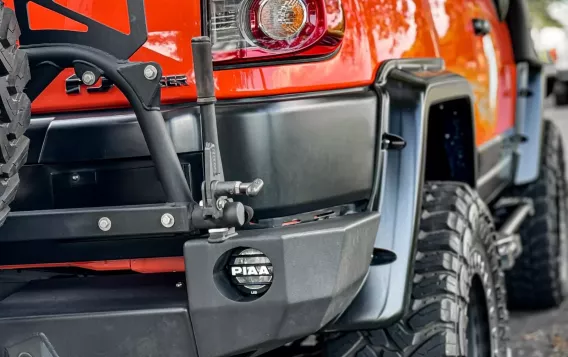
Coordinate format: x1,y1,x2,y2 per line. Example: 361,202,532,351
191,37,224,179
24,45,194,204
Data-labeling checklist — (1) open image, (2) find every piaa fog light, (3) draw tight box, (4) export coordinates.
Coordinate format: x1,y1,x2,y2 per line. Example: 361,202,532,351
227,248,273,296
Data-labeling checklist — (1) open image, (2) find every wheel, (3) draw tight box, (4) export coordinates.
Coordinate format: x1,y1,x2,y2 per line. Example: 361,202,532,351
505,120,568,309
324,182,509,357
0,4,30,226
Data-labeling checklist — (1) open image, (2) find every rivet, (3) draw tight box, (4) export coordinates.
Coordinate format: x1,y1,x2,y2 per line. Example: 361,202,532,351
98,217,111,231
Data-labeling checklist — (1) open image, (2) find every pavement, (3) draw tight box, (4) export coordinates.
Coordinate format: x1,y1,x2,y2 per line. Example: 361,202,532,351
509,105,568,357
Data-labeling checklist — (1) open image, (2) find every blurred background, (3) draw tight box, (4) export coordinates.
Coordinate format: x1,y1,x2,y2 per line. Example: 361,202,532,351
512,3,568,356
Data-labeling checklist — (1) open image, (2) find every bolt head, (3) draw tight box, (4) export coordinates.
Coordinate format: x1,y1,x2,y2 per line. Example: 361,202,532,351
176,282,183,288
144,65,158,80
71,173,80,182
216,198,227,210
82,71,96,86
161,213,175,228
98,217,111,232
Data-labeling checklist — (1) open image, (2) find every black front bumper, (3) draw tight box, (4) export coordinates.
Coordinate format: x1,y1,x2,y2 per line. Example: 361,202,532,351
0,212,379,357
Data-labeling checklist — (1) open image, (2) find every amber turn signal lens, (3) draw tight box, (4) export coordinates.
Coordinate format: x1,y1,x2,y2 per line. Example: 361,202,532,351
258,0,307,40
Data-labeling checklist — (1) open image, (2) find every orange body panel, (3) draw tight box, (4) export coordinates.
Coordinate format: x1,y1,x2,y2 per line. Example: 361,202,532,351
1,0,517,273
11,0,516,146
0,257,185,273
428,0,516,145
11,0,441,112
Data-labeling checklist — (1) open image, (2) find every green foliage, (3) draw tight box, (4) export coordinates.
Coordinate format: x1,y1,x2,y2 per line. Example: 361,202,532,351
528,0,564,28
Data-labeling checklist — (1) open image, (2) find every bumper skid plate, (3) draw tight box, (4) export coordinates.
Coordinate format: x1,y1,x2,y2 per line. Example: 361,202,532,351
184,212,380,357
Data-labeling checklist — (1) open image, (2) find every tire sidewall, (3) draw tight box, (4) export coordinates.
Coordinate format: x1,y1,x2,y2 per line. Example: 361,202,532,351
465,236,501,356
554,129,568,297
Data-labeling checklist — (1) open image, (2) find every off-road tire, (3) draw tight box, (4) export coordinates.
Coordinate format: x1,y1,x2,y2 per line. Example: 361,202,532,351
0,4,30,226
324,182,509,357
505,120,568,309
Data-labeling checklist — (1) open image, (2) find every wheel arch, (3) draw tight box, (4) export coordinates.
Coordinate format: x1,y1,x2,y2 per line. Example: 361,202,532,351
330,59,479,331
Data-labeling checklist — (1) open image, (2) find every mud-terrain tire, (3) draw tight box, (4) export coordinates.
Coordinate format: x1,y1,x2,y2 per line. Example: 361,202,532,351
0,4,31,226
505,120,568,309
324,182,509,357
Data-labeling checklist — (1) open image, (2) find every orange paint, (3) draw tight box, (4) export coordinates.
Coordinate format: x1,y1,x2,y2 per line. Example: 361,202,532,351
0,257,185,273
0,0,518,273
427,0,516,145
10,0,439,114
7,0,516,145
27,2,88,32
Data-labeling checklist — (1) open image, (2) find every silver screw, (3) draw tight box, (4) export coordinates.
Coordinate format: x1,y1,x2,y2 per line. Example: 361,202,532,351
216,198,227,210
81,71,96,85
144,65,158,80
161,213,175,228
98,217,112,232
71,173,80,182
176,282,183,288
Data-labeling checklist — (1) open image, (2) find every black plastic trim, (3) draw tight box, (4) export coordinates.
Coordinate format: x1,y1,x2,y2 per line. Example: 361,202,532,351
22,89,377,219
514,62,546,185
0,274,198,357
27,107,203,164
492,0,510,21
184,212,380,357
477,156,513,203
330,59,478,331
476,129,515,202
478,132,508,179
505,0,542,67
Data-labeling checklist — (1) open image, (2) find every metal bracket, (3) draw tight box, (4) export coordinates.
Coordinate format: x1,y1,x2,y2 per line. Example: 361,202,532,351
190,37,264,235
493,197,534,270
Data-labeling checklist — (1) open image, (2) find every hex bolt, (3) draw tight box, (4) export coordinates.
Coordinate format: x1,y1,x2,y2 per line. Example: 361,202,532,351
98,217,112,232
81,71,96,85
144,65,158,80
71,173,80,182
161,213,175,228
216,198,227,210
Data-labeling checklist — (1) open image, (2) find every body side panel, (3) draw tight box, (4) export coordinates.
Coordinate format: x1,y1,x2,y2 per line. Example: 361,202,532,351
428,0,516,146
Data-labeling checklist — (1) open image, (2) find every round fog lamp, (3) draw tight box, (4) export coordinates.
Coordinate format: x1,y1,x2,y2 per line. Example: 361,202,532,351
227,248,273,296
258,0,307,40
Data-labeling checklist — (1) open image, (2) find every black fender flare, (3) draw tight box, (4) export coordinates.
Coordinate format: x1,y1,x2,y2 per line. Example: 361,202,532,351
330,59,477,330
